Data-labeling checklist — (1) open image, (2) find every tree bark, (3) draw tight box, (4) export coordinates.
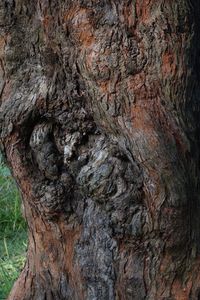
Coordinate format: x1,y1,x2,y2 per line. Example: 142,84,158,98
0,0,200,299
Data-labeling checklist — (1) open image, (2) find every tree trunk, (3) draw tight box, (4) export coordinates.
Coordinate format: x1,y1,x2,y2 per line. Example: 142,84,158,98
0,0,200,299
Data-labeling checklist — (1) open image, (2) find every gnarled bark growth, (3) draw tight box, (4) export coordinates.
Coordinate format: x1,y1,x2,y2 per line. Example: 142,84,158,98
0,0,200,299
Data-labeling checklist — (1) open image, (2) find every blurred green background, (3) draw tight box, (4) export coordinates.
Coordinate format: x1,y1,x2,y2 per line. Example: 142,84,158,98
0,156,27,299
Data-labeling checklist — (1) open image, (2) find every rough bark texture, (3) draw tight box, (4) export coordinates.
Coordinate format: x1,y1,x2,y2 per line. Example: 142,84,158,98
0,0,200,299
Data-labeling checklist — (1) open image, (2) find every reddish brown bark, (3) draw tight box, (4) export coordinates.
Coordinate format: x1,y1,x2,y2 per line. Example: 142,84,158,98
0,0,200,299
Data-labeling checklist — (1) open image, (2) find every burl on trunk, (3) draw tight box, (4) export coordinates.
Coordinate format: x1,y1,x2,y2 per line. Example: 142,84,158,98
0,0,200,299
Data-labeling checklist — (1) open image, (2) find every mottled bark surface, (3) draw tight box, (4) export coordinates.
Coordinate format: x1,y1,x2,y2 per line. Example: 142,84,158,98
0,0,200,299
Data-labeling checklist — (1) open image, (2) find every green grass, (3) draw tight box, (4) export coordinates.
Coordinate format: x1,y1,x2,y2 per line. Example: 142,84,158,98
0,158,27,300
